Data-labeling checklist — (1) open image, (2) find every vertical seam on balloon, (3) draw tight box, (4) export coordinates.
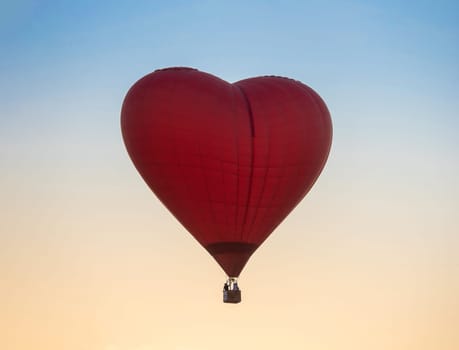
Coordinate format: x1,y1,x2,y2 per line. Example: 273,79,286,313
291,81,320,203
181,71,218,244
238,85,255,137
262,79,289,239
292,80,332,208
245,81,272,244
301,84,333,161
198,132,219,244
235,84,255,242
231,86,241,237
168,77,190,230
293,81,332,200
188,70,221,244
174,71,212,243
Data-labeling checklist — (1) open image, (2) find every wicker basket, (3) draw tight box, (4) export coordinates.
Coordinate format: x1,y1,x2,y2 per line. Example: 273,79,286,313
223,289,241,303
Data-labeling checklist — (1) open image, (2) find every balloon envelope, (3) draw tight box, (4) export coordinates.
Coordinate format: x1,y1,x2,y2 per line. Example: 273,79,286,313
121,67,332,277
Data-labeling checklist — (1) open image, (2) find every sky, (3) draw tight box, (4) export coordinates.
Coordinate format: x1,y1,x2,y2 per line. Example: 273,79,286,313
1,1,458,349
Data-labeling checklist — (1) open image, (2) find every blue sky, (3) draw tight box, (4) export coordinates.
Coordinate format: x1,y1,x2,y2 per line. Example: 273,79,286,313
1,0,458,207
1,0,458,138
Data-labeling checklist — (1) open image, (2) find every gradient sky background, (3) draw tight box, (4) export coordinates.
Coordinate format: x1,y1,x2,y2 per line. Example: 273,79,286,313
1,1,458,349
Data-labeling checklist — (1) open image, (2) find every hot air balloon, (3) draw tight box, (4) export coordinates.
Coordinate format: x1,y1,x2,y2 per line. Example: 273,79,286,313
121,67,332,303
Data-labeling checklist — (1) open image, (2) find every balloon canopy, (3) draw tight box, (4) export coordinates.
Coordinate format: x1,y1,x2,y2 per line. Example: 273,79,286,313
121,67,332,292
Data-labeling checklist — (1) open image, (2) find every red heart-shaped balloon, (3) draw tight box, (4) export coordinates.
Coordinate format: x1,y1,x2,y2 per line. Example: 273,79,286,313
121,67,332,277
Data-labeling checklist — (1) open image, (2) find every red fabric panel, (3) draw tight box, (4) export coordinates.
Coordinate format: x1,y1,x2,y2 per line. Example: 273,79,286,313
121,67,332,277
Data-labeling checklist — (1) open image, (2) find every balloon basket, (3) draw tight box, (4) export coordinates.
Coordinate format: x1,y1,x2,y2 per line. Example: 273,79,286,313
223,278,241,304
223,289,241,303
